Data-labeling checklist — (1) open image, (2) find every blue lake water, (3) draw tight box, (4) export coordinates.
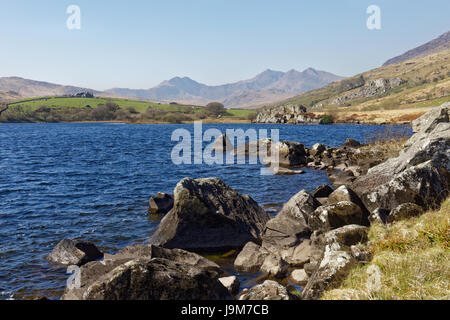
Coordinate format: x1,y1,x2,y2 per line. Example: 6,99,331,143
0,123,410,299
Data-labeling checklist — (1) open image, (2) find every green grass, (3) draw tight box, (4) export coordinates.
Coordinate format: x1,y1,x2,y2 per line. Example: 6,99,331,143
2,96,256,123
322,198,450,300
8,96,198,112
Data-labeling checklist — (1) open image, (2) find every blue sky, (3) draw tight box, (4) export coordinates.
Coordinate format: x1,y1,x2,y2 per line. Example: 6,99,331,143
0,0,448,90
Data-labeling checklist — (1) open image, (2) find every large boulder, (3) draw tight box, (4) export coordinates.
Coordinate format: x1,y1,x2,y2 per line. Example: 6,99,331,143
262,190,320,252
62,245,228,300
239,280,292,300
151,178,270,252
308,201,364,232
411,102,449,134
234,242,269,273
352,104,450,211
46,239,103,266
70,257,232,300
148,193,174,214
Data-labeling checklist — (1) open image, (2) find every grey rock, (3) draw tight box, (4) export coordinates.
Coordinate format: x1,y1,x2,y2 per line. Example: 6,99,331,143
260,255,288,278
312,185,334,199
239,280,292,300
290,269,309,286
212,134,234,153
151,178,270,252
46,239,103,267
149,193,174,214
310,143,326,157
352,104,450,211
302,225,368,300
350,245,372,263
369,208,389,224
387,202,424,223
262,190,320,251
234,242,269,273
309,201,364,232
62,245,227,300
72,258,232,300
328,185,370,223
219,276,240,296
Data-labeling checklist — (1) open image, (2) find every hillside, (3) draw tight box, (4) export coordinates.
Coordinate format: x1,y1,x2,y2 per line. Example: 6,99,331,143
0,77,104,101
0,96,255,123
384,30,450,66
105,68,343,108
264,49,450,124
0,68,343,109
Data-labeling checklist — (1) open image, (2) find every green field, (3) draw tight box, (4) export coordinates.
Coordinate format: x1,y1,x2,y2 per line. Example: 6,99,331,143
8,96,200,112
1,96,256,123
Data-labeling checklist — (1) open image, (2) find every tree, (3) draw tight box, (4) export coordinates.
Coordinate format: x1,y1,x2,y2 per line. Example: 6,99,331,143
205,102,228,117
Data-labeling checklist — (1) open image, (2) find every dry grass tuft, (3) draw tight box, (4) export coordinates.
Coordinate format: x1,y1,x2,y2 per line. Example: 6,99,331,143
322,198,450,300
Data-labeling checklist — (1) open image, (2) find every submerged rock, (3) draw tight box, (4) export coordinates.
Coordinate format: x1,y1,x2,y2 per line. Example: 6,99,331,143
46,239,103,267
212,134,234,153
151,178,270,252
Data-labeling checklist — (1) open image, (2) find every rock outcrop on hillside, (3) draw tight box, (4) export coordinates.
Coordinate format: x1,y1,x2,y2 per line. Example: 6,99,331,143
331,78,405,106
256,105,321,124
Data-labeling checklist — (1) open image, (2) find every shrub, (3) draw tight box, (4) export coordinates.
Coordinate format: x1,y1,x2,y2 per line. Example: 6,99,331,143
320,114,334,124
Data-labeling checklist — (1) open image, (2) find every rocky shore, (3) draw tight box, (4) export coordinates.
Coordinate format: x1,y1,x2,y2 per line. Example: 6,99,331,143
48,103,449,300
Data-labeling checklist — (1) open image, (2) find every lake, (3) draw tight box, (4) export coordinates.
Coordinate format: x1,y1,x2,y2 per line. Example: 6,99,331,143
0,123,410,299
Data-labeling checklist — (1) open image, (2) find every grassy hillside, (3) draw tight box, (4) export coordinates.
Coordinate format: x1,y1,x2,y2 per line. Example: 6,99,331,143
0,96,255,123
274,49,450,122
322,198,449,300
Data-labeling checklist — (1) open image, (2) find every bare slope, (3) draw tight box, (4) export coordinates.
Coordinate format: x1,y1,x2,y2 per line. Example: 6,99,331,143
383,30,450,66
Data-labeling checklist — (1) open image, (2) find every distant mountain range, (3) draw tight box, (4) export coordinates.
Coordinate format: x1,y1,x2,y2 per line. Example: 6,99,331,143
104,68,343,108
383,30,450,66
0,68,343,108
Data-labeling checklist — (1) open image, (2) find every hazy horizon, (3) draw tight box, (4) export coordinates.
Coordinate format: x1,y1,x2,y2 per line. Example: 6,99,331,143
1,0,449,91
